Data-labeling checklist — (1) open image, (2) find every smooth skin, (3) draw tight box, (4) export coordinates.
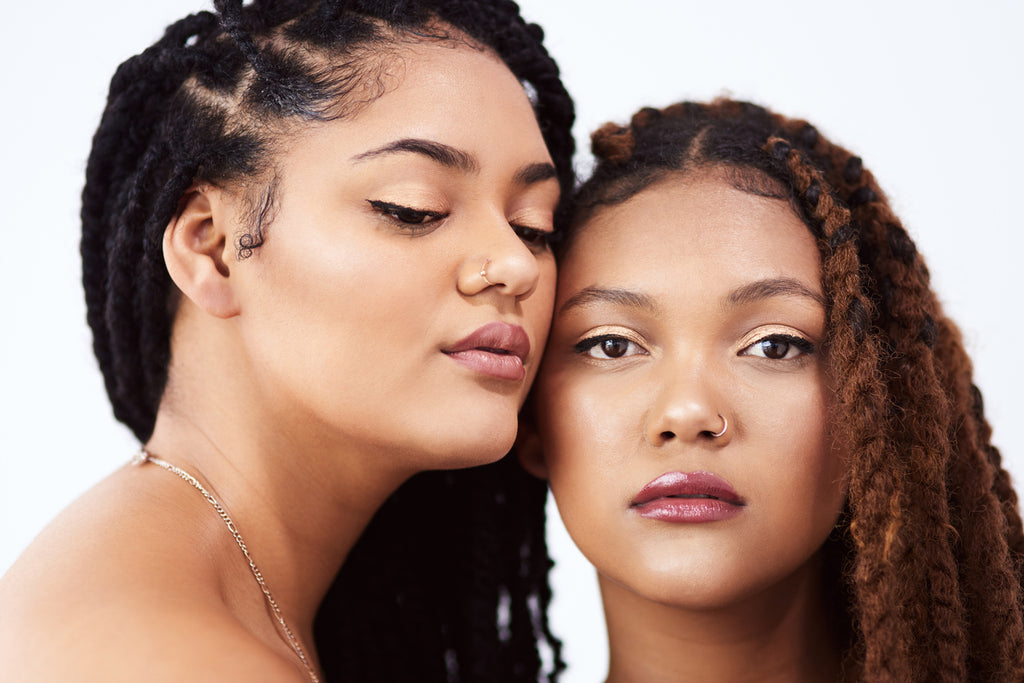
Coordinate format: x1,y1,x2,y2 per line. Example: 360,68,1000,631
525,171,850,683
0,42,559,682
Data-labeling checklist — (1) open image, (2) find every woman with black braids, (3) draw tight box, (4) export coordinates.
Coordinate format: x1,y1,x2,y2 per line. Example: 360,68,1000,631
521,99,1024,681
0,1,573,680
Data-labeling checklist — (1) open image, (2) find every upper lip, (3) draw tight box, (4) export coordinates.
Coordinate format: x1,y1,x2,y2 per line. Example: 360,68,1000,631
443,321,531,361
632,471,745,507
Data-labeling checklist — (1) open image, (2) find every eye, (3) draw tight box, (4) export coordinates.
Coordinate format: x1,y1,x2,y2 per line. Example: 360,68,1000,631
740,334,815,360
368,200,446,231
574,334,646,360
511,223,554,251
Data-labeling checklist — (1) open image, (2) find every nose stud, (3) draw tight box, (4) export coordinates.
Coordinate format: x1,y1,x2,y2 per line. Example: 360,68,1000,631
710,414,728,438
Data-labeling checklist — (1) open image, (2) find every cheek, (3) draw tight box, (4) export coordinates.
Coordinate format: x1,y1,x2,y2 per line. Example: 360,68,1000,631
525,259,558,350
240,234,444,395
275,235,439,331
759,383,845,535
537,369,635,521
796,385,845,506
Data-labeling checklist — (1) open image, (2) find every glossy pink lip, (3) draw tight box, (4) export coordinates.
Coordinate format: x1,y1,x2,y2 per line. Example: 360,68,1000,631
443,321,530,381
631,471,746,523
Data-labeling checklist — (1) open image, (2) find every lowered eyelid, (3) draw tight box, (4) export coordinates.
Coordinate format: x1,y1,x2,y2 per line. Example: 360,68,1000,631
509,216,554,236
367,199,443,214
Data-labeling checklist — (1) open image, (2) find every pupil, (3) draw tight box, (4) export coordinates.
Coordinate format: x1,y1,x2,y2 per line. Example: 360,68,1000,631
602,338,629,358
762,339,789,359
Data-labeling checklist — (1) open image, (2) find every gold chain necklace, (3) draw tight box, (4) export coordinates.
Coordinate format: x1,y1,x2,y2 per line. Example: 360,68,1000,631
132,449,321,683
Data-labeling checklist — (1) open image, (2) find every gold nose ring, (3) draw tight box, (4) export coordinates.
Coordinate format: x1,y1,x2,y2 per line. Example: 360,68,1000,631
480,259,495,287
710,414,728,438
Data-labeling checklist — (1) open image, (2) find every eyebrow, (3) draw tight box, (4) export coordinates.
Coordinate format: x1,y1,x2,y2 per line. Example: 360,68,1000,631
559,287,658,315
351,138,479,173
727,278,826,307
559,278,824,316
351,138,558,187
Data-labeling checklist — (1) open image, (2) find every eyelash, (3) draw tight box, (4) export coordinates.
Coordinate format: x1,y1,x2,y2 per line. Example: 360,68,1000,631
368,199,555,248
573,334,646,360
512,224,554,250
739,333,816,360
573,332,815,362
368,200,445,233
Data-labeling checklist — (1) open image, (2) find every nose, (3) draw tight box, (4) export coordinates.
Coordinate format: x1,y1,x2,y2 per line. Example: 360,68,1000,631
457,211,543,299
644,358,732,447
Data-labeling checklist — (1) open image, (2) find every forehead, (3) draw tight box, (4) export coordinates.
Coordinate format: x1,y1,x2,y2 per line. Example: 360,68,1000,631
272,40,549,175
373,42,528,124
559,174,822,304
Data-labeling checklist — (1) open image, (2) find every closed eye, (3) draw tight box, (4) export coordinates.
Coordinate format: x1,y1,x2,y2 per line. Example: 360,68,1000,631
368,200,446,233
512,223,554,251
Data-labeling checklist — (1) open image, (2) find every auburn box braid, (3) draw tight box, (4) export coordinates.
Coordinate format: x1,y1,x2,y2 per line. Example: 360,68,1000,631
569,98,1023,682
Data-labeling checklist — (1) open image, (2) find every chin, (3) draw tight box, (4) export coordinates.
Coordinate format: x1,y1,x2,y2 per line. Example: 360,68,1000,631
414,419,518,471
603,557,752,610
375,394,521,472
443,430,517,469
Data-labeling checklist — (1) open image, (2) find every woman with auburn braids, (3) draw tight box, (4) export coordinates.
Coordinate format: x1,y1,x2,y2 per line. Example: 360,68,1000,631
522,98,1024,681
0,0,574,681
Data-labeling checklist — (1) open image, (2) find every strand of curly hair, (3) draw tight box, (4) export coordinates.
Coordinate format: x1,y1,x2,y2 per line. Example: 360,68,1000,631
775,113,1024,677
80,1,574,680
571,97,1024,681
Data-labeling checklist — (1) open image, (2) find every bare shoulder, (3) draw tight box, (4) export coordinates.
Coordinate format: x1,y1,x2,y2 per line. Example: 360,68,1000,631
0,599,308,682
0,468,309,682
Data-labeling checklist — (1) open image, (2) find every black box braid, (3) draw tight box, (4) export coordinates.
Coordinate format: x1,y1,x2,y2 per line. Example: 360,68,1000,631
80,1,574,680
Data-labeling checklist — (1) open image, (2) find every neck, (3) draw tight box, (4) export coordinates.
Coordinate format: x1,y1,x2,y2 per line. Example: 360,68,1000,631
143,305,424,639
144,397,413,649
599,556,848,683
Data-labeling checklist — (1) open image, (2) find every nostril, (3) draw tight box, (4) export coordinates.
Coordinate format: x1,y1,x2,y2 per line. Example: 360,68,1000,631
660,430,676,441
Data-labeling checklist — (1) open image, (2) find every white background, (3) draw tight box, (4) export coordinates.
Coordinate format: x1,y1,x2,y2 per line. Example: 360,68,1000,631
1,2,1021,681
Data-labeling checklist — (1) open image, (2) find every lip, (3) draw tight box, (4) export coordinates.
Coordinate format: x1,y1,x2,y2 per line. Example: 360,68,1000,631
631,471,746,523
443,321,531,381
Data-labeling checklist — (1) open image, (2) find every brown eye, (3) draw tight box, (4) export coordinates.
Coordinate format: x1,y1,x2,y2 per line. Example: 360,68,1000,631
574,334,645,360
758,338,790,359
741,334,815,361
600,338,630,358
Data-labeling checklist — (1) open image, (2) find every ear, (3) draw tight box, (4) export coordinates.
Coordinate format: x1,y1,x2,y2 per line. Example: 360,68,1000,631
515,403,549,480
163,185,241,318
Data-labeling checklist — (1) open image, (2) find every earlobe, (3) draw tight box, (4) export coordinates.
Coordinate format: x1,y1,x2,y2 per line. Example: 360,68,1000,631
163,185,241,319
515,409,549,480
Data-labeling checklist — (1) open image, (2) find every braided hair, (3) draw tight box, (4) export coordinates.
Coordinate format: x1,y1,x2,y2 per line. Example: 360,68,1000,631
81,2,574,680
570,98,1024,682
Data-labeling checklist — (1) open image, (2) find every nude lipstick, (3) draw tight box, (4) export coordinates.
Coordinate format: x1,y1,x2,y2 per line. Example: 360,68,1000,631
443,321,530,381
631,471,746,523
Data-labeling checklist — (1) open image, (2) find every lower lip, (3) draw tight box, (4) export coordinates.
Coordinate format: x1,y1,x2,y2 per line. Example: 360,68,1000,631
445,349,526,381
633,498,744,523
